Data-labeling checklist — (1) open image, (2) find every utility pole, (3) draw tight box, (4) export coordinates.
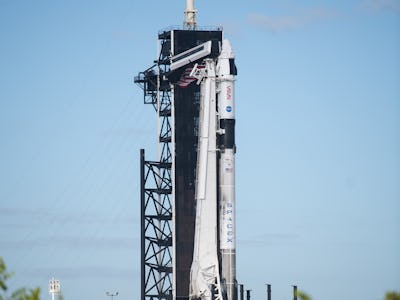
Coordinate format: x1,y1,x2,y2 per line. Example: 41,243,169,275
239,284,244,300
106,291,119,300
266,283,271,300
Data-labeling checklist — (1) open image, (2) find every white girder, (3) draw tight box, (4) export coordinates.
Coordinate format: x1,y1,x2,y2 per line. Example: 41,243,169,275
189,59,223,300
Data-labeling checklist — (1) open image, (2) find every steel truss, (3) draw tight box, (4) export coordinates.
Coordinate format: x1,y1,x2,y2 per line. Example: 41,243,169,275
136,32,173,300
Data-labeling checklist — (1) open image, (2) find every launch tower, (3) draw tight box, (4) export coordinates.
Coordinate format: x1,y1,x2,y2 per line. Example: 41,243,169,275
135,2,237,299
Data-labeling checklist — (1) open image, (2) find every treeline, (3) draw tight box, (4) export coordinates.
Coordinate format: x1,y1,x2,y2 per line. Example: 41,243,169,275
0,257,40,300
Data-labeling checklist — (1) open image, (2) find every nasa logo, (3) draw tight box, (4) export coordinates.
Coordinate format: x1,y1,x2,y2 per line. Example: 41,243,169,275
226,106,232,112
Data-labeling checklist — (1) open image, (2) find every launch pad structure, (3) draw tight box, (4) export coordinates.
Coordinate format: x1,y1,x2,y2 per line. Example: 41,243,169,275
135,2,237,300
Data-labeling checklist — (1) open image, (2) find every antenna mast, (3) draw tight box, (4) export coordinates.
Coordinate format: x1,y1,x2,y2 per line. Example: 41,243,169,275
184,0,197,30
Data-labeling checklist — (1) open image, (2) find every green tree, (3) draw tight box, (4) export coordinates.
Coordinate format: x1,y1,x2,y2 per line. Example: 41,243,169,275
0,257,40,300
10,288,40,300
0,257,14,300
295,290,312,300
385,291,400,300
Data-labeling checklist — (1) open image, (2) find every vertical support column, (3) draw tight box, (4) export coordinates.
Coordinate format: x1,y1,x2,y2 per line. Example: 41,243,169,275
246,290,251,300
267,284,271,300
170,31,177,300
293,285,298,300
140,149,145,300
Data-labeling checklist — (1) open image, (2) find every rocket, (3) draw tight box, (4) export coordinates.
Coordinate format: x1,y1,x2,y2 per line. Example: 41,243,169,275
217,40,237,300
187,39,238,300
171,17,238,297
138,1,240,299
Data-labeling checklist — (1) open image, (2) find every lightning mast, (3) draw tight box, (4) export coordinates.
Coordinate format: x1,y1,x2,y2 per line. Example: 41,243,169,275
184,0,197,30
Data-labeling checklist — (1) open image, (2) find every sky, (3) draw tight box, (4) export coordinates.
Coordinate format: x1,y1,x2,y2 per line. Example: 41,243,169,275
0,0,399,300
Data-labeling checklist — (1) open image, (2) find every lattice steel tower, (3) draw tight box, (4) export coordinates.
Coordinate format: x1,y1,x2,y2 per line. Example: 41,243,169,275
135,2,230,300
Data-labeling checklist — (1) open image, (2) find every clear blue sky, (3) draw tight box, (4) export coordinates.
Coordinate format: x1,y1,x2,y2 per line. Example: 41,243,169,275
0,1,399,300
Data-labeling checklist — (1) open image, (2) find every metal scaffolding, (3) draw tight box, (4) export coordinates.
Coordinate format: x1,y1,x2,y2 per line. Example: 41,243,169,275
136,31,173,300
136,27,223,300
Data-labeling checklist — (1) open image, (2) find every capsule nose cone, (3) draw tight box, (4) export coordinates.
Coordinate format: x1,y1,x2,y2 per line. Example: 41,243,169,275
220,39,235,59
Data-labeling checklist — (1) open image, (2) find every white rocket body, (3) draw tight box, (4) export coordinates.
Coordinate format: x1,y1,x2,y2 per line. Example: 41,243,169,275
217,40,237,300
188,40,237,300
